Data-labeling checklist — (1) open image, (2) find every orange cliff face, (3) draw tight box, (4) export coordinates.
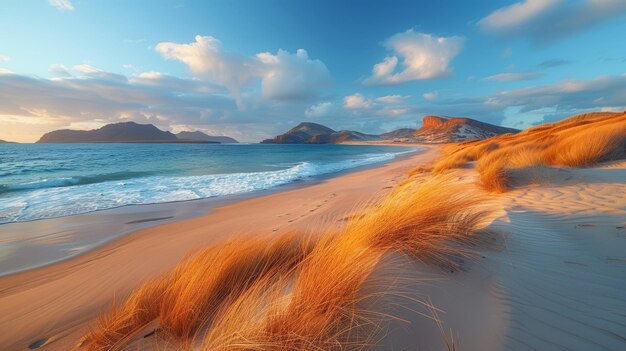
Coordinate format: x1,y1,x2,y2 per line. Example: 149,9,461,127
421,116,472,128
415,115,519,143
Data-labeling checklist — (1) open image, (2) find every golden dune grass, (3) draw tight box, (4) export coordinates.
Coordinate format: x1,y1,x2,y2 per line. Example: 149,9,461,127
81,232,314,351
423,112,626,192
81,175,492,351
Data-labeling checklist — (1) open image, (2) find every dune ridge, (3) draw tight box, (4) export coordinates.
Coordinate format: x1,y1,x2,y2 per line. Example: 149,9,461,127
420,112,626,192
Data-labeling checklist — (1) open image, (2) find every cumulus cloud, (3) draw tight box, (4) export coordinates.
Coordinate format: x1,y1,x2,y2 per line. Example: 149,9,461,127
156,35,331,107
478,0,626,42
363,30,464,86
305,102,334,118
340,93,417,120
156,35,258,107
484,72,544,81
256,49,331,101
48,0,74,11
343,93,373,109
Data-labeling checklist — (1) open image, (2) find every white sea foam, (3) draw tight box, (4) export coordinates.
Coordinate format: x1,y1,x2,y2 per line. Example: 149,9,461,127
0,150,416,224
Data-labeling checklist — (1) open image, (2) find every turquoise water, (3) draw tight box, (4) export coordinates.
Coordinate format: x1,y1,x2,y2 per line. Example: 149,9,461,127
0,143,416,224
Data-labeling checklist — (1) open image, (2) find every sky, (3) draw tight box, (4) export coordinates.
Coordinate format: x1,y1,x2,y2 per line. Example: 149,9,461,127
0,0,625,142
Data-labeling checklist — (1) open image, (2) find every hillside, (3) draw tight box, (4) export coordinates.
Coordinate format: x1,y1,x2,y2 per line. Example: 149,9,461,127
414,116,519,143
37,122,179,143
261,122,380,144
380,128,416,140
176,131,238,143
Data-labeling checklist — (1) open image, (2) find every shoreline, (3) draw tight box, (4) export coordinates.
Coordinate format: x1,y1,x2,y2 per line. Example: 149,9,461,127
0,144,438,351
0,143,421,276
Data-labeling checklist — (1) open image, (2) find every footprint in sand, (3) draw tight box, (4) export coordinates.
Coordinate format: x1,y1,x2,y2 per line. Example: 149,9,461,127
28,338,47,349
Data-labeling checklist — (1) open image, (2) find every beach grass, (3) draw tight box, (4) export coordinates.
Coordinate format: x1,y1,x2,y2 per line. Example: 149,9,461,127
424,112,626,192
80,175,491,350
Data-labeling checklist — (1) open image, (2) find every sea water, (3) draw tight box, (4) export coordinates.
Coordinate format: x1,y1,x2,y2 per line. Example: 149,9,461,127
0,143,416,224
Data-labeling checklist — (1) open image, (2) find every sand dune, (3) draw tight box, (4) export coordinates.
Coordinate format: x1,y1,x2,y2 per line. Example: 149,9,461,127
379,162,626,350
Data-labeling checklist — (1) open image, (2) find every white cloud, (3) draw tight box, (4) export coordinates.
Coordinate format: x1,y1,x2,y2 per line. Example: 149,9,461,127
341,93,416,119
0,68,14,74
478,0,626,42
256,49,331,101
156,35,257,108
48,0,74,11
479,0,561,31
305,102,333,118
156,35,331,107
485,72,543,81
343,93,373,109
423,91,439,101
364,30,464,86
375,95,409,104
0,54,9,62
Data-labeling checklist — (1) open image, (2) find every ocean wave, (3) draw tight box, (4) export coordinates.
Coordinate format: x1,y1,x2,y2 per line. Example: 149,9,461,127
0,171,153,195
3,177,81,192
0,150,417,224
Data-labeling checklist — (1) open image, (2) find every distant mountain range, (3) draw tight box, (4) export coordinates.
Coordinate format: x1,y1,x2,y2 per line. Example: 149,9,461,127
413,116,519,143
0,139,16,143
36,122,239,144
261,122,382,144
176,131,238,143
34,117,516,144
261,117,516,144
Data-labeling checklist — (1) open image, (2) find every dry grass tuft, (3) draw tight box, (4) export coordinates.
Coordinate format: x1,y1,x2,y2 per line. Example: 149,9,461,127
81,175,492,350
422,111,626,192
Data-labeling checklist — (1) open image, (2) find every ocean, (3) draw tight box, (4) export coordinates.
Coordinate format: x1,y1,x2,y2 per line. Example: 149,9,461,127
0,143,416,224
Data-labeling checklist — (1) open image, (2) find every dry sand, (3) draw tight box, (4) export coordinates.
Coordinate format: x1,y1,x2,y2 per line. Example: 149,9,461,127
0,145,438,351
375,162,626,350
2,146,625,351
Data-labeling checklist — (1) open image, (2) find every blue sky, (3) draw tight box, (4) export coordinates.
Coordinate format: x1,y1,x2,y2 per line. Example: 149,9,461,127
0,0,625,142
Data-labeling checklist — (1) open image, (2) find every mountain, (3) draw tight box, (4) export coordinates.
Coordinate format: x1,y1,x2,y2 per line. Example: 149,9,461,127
413,116,519,143
0,139,16,143
176,131,238,143
38,122,181,143
261,122,380,144
380,128,416,140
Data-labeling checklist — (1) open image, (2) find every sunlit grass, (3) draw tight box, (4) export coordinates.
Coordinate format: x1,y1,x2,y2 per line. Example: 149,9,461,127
421,112,626,192
81,175,491,350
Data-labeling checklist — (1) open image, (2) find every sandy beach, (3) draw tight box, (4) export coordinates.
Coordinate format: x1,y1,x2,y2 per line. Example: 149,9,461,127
0,145,437,351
